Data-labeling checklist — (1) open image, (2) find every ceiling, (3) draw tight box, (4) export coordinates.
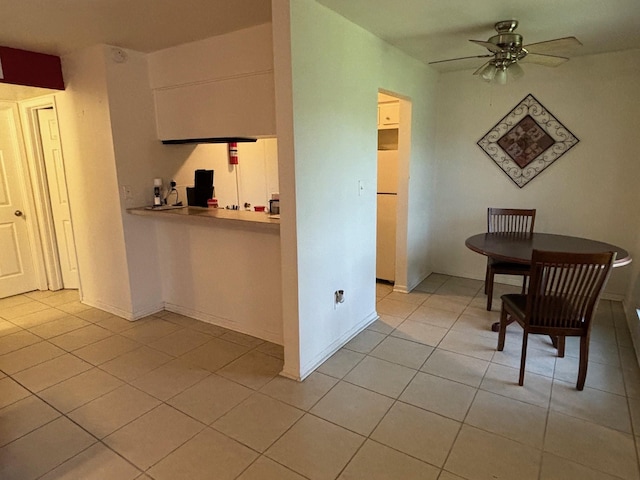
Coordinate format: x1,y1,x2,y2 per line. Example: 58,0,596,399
317,0,640,71
0,0,271,99
0,0,271,56
1,0,639,96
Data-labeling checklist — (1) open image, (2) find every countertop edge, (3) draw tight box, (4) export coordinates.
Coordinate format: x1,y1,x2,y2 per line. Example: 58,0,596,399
127,206,280,232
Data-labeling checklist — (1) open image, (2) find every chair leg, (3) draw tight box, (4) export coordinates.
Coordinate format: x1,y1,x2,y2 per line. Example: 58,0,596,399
521,276,527,294
519,331,528,386
497,306,508,351
577,335,589,391
485,265,490,294
486,268,494,311
557,336,565,358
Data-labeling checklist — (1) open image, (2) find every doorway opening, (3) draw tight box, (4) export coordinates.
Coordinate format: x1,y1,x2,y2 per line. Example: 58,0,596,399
0,95,81,299
375,90,411,292
32,105,79,290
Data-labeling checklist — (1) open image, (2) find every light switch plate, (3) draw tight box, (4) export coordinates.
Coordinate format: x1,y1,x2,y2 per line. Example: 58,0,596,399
121,185,133,200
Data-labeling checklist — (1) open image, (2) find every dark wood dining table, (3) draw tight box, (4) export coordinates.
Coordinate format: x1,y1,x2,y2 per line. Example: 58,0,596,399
465,232,632,331
466,232,632,267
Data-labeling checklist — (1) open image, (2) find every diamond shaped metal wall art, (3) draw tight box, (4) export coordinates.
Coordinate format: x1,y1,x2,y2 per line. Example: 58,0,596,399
477,94,579,188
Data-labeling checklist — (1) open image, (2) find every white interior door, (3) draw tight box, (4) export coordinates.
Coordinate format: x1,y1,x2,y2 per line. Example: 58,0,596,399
0,105,38,297
37,108,79,289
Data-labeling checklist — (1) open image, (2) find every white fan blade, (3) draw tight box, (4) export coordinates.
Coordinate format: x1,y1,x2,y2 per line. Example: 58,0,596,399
428,54,493,65
521,53,569,67
428,55,493,73
524,36,582,54
469,39,502,53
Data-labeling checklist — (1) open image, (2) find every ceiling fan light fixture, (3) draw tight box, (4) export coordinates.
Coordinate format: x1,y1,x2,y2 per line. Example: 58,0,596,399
509,62,525,80
494,67,508,85
429,20,581,83
480,61,522,85
479,63,497,82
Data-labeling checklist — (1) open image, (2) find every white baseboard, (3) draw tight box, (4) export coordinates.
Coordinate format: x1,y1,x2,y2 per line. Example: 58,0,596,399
80,297,164,321
80,296,282,342
164,302,282,345
284,310,379,381
391,271,434,294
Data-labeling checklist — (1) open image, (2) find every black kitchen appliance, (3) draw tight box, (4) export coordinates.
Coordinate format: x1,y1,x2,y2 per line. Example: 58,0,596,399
187,169,214,207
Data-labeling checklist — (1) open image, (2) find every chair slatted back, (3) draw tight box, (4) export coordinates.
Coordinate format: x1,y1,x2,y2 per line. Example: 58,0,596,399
487,208,536,234
525,250,615,330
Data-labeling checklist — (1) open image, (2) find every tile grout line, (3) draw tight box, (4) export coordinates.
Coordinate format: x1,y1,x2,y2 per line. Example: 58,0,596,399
3,286,639,479
1,301,293,478
3,366,147,479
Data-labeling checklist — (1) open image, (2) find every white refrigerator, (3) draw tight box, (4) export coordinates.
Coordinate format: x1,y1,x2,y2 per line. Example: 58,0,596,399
376,150,398,282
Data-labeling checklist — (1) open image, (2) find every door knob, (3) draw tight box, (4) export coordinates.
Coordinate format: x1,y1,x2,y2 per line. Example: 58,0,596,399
14,210,23,217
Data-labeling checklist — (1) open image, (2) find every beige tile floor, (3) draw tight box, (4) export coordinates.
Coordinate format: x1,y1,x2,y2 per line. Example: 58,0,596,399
1,275,640,479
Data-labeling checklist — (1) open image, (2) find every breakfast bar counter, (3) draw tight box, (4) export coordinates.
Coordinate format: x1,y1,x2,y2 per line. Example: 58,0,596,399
128,206,280,231
127,205,283,345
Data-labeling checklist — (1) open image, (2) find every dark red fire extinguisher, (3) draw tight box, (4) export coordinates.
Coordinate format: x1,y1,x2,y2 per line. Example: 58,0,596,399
228,142,238,165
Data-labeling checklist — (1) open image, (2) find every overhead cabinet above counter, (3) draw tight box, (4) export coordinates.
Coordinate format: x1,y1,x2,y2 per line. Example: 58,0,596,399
378,102,399,129
153,72,275,141
147,23,276,141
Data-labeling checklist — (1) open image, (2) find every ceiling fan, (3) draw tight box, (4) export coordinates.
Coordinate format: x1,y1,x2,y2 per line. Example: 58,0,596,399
429,20,582,84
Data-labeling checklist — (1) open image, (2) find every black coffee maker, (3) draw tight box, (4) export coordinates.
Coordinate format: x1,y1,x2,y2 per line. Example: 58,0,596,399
186,169,214,207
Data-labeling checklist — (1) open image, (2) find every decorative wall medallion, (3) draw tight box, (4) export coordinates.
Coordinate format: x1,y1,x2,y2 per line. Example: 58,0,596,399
477,94,579,188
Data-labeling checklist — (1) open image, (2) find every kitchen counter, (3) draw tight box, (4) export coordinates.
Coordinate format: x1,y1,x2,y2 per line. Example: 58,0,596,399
127,204,282,344
128,206,279,231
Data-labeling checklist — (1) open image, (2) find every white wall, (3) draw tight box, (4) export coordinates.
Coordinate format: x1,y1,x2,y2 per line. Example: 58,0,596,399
55,45,134,315
56,45,186,319
273,0,438,379
103,46,179,317
155,218,282,343
56,41,278,321
169,139,279,209
431,49,640,299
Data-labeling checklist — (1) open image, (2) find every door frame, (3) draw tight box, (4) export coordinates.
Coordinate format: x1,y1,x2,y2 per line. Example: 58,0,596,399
377,89,412,293
394,96,412,293
19,96,80,293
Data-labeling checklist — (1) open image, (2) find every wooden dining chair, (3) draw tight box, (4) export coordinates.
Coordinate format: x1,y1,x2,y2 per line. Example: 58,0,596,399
497,249,615,390
485,208,536,311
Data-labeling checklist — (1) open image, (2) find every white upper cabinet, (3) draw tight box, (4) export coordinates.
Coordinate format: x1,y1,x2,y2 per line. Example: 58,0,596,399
148,23,276,140
153,72,275,140
378,102,399,129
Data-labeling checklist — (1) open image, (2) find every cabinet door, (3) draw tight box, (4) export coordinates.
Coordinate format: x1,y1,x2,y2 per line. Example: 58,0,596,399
154,72,276,140
378,103,399,128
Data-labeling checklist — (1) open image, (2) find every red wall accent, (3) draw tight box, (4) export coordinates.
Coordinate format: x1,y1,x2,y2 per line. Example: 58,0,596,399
0,46,64,90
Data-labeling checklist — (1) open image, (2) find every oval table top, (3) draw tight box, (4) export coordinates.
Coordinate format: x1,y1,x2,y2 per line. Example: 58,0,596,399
465,232,632,267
